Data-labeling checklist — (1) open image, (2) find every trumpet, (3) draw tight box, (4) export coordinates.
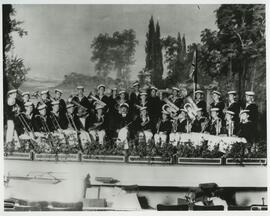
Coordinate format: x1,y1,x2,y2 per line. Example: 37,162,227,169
90,95,106,107
68,97,88,111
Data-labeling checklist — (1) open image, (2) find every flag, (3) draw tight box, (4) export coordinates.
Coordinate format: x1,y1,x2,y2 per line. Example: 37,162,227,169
189,49,198,90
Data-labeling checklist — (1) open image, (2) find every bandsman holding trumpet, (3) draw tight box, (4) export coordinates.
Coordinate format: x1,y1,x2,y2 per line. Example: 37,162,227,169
134,106,153,144
51,100,69,130
194,90,207,117
170,87,184,109
88,103,106,145
54,89,67,114
227,90,241,123
154,110,172,146
205,108,223,135
224,110,237,136
191,108,208,133
72,86,92,114
210,90,225,120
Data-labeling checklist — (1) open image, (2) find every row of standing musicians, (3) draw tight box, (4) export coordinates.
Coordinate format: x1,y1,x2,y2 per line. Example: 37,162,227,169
6,81,258,146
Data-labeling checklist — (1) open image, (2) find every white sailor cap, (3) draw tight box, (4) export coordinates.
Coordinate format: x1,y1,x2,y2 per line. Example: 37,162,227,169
7,89,17,95
120,103,129,109
195,90,204,94
240,109,250,115
196,108,203,112
119,90,126,95
51,100,60,105
41,90,48,95
97,84,106,90
225,110,235,115
133,81,140,87
95,104,104,110
227,90,237,95
210,107,220,112
151,86,158,91
172,87,180,91
24,101,33,107
77,86,84,89
22,91,30,96
112,87,117,91
140,106,147,112
66,103,75,109
140,92,147,96
245,91,255,96
212,90,221,96
37,104,47,110
55,89,63,94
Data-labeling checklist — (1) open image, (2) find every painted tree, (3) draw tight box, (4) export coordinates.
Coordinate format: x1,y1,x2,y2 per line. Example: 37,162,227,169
153,21,164,87
145,16,155,82
91,29,138,84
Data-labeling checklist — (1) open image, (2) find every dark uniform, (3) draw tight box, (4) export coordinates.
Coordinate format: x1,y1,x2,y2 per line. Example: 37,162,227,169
195,100,207,117
148,96,162,129
244,103,258,125
19,112,38,133
73,95,92,114
172,119,188,133
50,112,69,130
130,91,141,108
237,121,254,143
54,98,67,114
204,118,223,135
170,97,184,109
88,114,106,131
191,116,207,133
210,101,225,120
156,119,172,135
134,116,152,133
227,101,241,123
95,95,110,112
35,114,55,132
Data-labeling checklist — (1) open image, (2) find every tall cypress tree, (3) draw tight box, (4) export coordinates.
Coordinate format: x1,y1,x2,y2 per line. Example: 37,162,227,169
154,21,163,87
182,34,186,55
145,16,155,73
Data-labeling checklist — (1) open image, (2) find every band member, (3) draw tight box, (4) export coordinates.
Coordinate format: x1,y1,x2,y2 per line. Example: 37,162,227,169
116,103,133,148
22,91,31,105
21,101,38,132
66,103,81,130
88,103,106,145
237,110,255,144
224,110,237,136
148,86,161,129
210,90,225,120
51,100,68,130
35,104,55,132
243,91,258,126
134,107,153,144
227,90,240,123
54,89,67,113
95,84,109,112
6,89,21,144
194,90,207,117
204,108,223,135
72,86,92,113
116,90,129,114
154,110,172,146
170,87,184,109
130,81,141,107
37,90,52,113
169,109,188,146
191,108,208,133
108,87,118,114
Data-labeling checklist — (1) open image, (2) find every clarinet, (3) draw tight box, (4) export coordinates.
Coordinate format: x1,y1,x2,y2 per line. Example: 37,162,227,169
51,113,68,144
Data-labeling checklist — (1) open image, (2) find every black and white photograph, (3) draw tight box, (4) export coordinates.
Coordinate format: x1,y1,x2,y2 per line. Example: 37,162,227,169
2,1,268,213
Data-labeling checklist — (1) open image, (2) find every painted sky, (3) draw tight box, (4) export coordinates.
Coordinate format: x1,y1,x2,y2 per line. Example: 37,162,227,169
11,4,219,81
